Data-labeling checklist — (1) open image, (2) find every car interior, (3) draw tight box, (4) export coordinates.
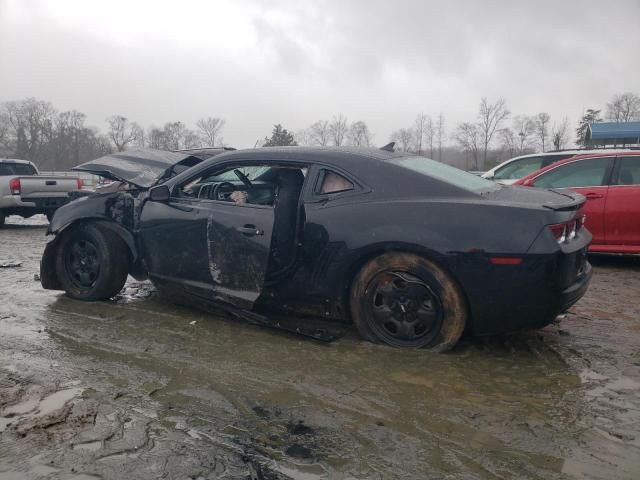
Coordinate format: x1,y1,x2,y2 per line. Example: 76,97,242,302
175,164,309,275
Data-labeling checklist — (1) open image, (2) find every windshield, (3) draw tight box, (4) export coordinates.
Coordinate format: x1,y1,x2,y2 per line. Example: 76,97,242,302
0,163,37,176
493,157,544,180
392,156,499,193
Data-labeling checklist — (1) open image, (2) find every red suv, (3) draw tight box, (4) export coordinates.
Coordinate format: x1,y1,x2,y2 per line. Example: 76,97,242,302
515,151,640,254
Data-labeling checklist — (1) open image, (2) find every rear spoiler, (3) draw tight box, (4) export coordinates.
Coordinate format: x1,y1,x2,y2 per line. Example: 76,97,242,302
542,189,585,211
380,142,396,152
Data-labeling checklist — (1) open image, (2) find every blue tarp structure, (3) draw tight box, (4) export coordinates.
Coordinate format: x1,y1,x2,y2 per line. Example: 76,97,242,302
586,121,640,145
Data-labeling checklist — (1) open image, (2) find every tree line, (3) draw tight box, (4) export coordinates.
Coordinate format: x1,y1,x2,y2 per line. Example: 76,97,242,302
0,98,226,170
1,92,638,172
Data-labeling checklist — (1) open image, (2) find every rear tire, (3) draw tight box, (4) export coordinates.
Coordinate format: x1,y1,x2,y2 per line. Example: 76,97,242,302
55,223,129,301
350,253,467,351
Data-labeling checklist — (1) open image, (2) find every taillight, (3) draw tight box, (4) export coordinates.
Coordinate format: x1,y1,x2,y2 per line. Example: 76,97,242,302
549,214,585,244
76,178,83,190
549,223,567,243
9,177,20,195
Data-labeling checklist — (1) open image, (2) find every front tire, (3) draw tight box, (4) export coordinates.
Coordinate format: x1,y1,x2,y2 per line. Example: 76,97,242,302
350,253,467,351
55,224,129,301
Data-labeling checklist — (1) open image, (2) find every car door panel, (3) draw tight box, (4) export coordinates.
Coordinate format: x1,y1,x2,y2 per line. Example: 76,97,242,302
563,186,608,244
200,201,274,309
138,199,209,288
138,197,275,310
604,156,640,246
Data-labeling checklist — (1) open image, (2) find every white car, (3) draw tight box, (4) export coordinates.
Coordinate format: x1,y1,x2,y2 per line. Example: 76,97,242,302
482,149,632,185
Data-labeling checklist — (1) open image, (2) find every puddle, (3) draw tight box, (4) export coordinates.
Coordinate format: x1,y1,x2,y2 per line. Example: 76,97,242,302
36,387,83,417
275,462,327,479
0,473,29,480
73,440,103,452
2,397,40,416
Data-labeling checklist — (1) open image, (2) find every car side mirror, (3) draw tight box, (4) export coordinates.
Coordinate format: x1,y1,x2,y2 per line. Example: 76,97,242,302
522,178,535,187
484,172,494,180
149,185,170,202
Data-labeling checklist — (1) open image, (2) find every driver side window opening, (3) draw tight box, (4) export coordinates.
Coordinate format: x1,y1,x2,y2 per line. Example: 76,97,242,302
174,164,308,207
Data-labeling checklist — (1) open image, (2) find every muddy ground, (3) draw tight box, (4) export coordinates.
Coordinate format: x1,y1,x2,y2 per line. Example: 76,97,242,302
0,216,639,480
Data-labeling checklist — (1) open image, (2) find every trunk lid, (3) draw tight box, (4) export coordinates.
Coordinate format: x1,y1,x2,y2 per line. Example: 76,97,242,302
486,185,585,211
72,149,205,189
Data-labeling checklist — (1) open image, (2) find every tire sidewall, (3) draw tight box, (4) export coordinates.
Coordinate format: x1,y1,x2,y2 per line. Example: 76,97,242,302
351,253,467,351
55,223,128,301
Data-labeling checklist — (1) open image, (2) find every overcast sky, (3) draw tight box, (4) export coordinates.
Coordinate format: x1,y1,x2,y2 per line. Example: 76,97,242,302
1,0,639,147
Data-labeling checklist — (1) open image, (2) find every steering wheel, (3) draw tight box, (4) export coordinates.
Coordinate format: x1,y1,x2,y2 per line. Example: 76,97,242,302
213,182,236,201
234,169,255,191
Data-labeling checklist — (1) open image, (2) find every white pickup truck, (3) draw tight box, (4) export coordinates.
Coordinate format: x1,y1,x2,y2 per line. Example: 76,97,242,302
0,159,82,227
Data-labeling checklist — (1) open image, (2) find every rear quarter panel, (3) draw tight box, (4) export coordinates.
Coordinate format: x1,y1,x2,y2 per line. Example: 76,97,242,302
272,196,560,331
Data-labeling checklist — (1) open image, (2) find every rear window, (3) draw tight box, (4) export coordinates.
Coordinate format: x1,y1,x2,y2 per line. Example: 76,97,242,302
392,156,498,193
0,163,37,176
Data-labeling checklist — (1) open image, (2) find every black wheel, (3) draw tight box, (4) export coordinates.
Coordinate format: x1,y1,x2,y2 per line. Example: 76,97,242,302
55,223,129,301
0,211,5,228
350,253,467,351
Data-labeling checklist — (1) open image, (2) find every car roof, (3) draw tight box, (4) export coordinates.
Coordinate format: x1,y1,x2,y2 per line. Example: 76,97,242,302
492,149,633,168
209,146,404,168
0,158,36,165
515,150,640,184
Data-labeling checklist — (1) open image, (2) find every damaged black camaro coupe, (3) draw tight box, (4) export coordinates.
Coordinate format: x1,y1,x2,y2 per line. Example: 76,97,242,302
41,146,592,351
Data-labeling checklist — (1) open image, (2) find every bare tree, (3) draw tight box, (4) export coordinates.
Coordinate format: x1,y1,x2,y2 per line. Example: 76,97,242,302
391,128,414,152
294,128,312,146
106,115,141,152
5,97,56,163
424,115,435,158
453,122,480,169
308,120,331,146
347,120,372,147
512,115,536,153
606,92,640,122
0,109,12,157
413,114,428,153
478,97,510,169
551,117,570,150
162,121,188,150
329,114,348,146
183,129,203,149
196,117,225,146
500,127,518,158
436,112,445,161
148,127,165,150
535,112,551,152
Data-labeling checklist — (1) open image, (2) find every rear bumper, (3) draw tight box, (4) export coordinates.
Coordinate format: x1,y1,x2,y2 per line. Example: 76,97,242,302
456,237,593,336
1,195,69,211
557,261,592,312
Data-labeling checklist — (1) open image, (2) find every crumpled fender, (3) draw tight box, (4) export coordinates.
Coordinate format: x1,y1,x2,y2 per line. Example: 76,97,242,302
41,192,142,291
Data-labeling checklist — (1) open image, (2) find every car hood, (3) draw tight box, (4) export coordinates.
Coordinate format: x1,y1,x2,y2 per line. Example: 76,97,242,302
486,185,585,211
72,149,203,189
